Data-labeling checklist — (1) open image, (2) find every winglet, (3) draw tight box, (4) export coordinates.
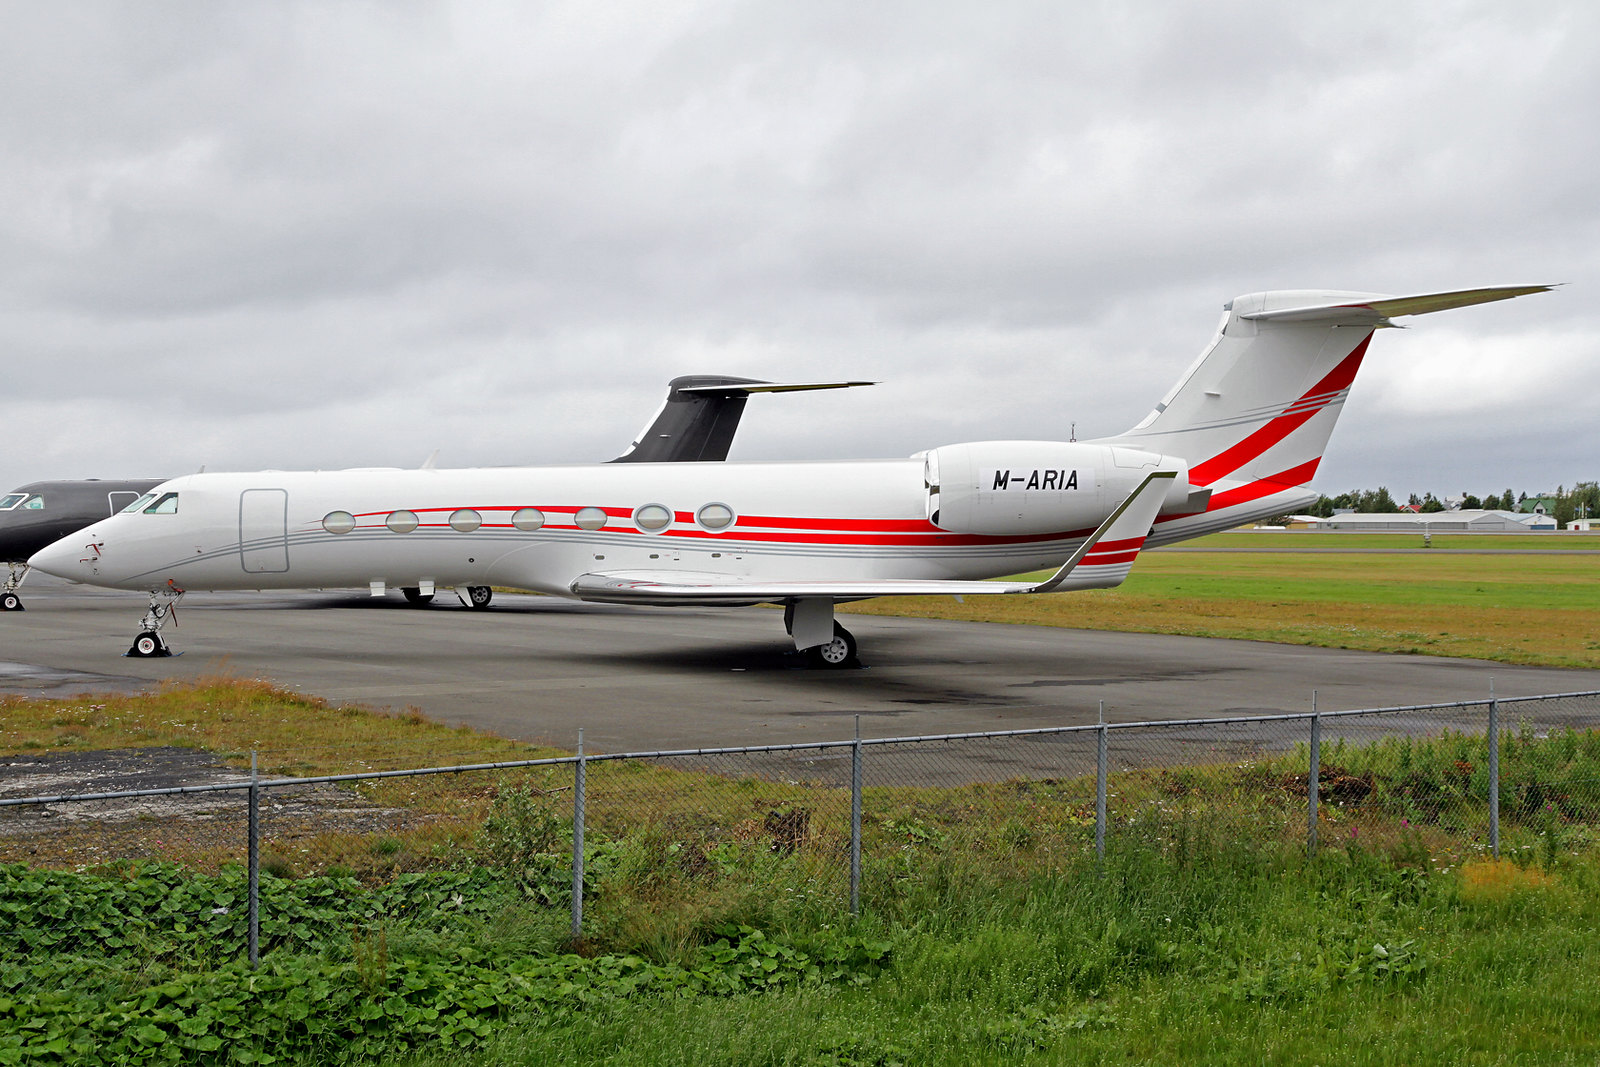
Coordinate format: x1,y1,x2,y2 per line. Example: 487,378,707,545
1027,470,1176,593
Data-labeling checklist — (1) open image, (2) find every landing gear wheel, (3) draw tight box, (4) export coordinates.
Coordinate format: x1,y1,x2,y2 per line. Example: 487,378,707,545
805,623,858,669
466,586,493,609
401,587,434,606
0,592,20,612
126,584,183,657
129,631,170,658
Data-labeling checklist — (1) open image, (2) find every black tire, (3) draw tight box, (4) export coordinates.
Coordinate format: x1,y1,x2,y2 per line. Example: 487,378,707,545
401,587,434,606
466,586,493,609
805,624,858,669
129,631,165,658
0,592,20,612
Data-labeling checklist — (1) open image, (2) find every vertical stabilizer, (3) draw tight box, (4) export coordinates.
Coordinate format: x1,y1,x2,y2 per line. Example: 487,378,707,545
1095,286,1552,535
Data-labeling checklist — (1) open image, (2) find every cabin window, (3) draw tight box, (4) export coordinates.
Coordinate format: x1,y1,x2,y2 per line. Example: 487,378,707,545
696,502,735,531
574,507,607,531
120,493,157,514
0,494,25,510
322,511,357,534
633,503,671,532
512,507,545,531
144,493,179,515
449,508,482,533
386,510,419,534
21,496,44,510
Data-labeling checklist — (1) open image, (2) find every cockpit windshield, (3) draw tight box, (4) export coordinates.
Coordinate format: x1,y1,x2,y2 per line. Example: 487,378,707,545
21,496,43,510
121,493,158,514
0,494,25,510
144,493,179,515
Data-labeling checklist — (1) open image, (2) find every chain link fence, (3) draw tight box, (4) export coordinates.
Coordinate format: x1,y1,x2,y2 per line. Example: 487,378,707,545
5,690,1599,967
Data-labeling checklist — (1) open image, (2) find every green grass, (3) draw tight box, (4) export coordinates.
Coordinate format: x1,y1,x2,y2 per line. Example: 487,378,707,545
843,537,1600,667
1175,531,1600,551
6,682,1600,1064
395,841,1600,1066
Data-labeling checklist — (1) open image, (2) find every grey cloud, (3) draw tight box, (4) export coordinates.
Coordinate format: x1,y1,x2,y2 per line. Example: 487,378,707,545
1,1,1594,495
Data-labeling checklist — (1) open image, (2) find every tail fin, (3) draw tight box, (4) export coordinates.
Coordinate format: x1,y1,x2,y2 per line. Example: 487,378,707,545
1098,286,1552,500
611,376,876,463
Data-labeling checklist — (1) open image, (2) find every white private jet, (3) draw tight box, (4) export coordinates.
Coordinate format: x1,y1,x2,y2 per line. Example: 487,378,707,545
29,285,1550,665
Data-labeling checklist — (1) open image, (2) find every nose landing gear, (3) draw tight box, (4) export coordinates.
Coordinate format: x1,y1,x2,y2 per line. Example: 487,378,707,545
127,585,184,658
2,564,26,611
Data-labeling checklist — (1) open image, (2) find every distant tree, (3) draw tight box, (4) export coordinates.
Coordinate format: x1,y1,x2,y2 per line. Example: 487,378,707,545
1462,494,1482,510
1502,489,1516,511
1576,482,1600,521
1407,492,1422,507
1361,486,1398,512
1420,493,1446,513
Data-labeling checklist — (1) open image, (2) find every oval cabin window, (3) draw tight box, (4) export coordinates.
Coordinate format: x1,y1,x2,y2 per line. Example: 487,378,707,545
634,504,671,532
697,503,735,531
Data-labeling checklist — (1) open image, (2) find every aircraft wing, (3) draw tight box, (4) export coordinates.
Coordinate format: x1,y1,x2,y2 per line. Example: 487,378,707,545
569,471,1175,606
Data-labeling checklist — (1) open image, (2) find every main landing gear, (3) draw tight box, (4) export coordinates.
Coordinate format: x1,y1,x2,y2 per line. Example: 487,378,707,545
401,585,492,609
2,563,26,611
127,585,184,658
784,598,860,669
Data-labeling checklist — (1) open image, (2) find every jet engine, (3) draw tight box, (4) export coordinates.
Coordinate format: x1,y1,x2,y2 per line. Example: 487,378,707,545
922,441,1197,536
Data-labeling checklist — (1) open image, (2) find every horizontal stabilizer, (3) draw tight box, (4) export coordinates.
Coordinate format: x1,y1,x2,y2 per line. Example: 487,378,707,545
1240,285,1555,325
675,380,877,395
569,471,1175,606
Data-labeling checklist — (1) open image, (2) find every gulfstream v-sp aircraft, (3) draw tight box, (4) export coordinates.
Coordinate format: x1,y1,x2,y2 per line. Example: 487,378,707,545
29,286,1549,664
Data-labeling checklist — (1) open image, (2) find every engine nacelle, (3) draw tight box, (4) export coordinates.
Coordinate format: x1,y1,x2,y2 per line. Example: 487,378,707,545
923,441,1194,535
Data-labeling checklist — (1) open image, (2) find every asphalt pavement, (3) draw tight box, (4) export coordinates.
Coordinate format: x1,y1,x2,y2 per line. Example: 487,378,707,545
3,574,1596,755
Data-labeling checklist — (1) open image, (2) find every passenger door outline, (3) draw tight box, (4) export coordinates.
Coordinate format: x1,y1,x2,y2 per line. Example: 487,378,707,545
239,489,290,574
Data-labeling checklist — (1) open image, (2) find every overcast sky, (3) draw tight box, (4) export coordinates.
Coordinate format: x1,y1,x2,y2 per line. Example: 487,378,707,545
3,1,1596,500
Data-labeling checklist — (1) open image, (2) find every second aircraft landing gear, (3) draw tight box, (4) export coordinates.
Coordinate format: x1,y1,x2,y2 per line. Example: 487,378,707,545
127,584,184,658
2,563,26,611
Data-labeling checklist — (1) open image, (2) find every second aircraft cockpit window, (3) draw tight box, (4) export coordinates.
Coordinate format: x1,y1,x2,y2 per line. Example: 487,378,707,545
0,494,27,510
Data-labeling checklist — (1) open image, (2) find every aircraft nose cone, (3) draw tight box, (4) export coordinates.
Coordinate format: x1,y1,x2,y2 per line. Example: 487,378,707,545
28,532,96,580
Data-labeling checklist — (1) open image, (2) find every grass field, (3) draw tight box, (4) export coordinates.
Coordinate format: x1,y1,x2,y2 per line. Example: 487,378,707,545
5,682,1600,1065
841,532,1600,668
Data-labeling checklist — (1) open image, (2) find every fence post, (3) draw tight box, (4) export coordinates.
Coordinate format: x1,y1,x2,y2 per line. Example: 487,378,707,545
571,730,586,940
1308,693,1320,858
1096,700,1107,862
850,715,862,916
1489,679,1500,859
248,750,260,969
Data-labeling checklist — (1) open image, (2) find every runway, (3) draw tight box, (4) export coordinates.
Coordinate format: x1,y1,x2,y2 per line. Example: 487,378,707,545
4,575,1598,755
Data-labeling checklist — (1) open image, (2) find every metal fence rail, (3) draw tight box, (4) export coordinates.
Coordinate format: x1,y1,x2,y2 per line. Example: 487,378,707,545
4,688,1599,964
